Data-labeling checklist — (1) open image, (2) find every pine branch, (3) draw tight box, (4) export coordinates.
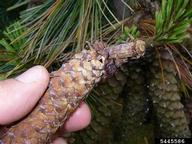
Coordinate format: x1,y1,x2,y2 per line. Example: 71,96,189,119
116,25,140,43
155,0,192,43
136,1,192,89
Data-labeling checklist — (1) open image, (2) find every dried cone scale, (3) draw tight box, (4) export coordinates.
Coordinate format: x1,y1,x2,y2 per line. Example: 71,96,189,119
1,40,145,144
149,50,191,138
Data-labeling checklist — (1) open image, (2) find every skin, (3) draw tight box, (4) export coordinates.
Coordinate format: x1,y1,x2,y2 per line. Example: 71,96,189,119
0,66,91,144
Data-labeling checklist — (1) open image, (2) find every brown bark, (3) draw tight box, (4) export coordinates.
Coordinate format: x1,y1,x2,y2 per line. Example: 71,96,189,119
0,40,145,144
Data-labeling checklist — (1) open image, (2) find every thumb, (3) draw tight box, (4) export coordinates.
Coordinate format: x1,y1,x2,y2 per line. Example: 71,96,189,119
0,66,49,125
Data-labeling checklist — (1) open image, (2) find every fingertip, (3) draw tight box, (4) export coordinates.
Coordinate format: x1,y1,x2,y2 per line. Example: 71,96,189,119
63,103,91,132
52,138,67,144
15,65,50,84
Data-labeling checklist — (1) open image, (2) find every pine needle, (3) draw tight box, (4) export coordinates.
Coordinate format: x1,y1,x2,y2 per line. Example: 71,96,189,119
155,0,192,43
1,0,120,77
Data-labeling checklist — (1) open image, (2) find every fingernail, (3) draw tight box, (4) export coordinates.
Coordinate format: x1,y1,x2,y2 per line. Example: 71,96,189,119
15,65,48,83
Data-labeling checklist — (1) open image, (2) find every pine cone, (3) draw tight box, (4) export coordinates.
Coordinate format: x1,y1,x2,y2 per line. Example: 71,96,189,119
115,61,154,144
149,50,191,138
73,70,127,144
184,97,192,130
1,40,145,143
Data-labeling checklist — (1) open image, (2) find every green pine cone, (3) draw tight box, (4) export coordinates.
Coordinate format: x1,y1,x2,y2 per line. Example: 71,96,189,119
73,70,127,144
184,97,192,130
115,61,154,144
149,50,191,138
